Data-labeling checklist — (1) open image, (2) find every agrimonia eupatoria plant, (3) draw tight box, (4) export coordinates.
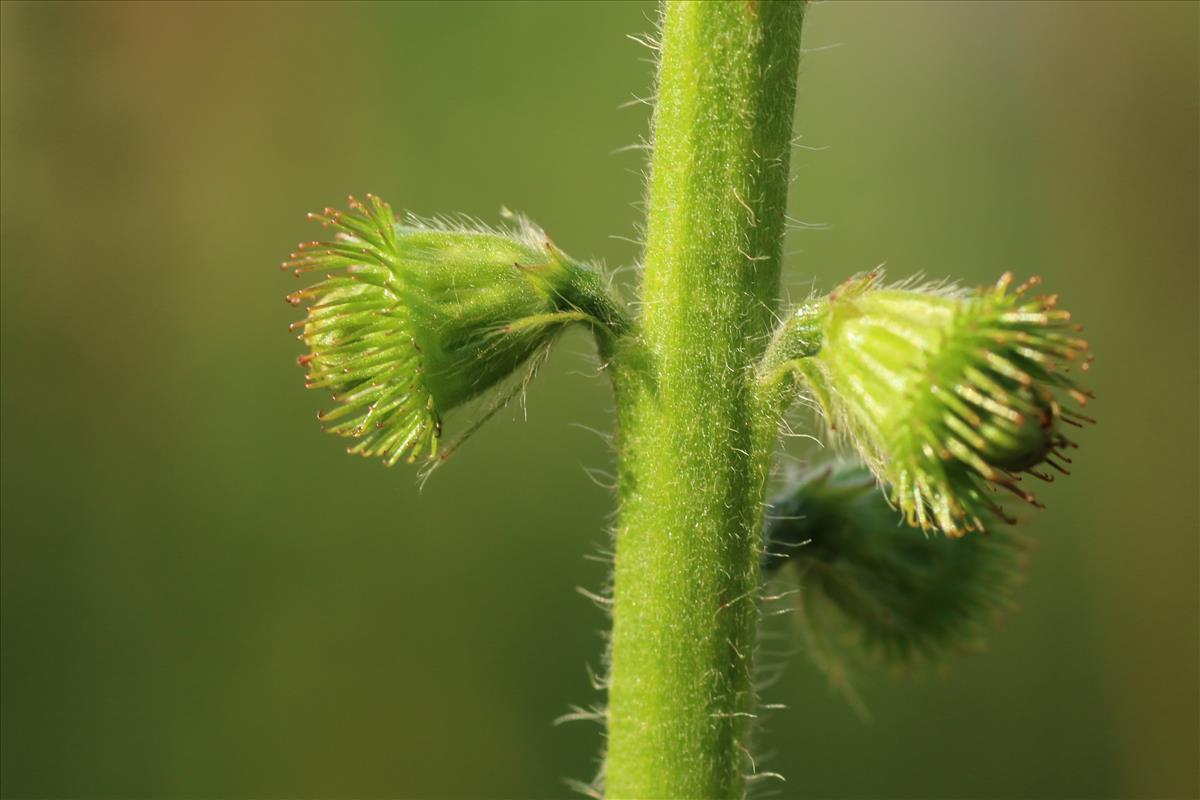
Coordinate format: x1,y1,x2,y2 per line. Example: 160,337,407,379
280,3,1092,797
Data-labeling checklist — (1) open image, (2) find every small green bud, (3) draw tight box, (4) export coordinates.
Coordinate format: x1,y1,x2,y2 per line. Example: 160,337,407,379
781,272,1092,536
765,463,1028,669
283,195,624,467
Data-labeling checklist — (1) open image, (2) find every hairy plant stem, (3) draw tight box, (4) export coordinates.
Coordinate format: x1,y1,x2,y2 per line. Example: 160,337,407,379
605,2,806,797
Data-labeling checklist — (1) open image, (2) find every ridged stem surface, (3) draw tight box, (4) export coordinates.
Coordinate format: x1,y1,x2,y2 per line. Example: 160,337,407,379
606,2,805,796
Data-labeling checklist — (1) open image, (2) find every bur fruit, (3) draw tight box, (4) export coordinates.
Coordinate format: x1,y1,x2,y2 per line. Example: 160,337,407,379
768,272,1093,536
283,195,623,466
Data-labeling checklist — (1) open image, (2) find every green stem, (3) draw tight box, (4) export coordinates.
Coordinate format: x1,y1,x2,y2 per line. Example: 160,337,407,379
605,2,806,797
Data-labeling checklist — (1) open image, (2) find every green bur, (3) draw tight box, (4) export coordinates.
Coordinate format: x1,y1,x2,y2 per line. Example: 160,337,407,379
765,272,1093,536
765,464,1028,669
284,195,622,466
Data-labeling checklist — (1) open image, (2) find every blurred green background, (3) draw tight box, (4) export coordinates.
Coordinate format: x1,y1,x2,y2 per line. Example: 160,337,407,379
2,1,1196,798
